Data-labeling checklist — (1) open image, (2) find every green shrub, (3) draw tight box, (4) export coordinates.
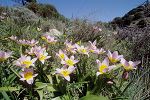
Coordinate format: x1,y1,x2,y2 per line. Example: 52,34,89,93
0,6,6,15
26,3,61,19
6,6,41,26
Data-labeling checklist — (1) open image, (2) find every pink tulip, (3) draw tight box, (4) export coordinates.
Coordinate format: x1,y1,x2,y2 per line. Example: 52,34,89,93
61,55,79,67
41,34,57,44
75,44,89,56
26,46,46,56
88,40,106,54
64,40,76,54
14,55,37,68
20,68,38,84
56,49,67,60
55,66,76,81
35,50,51,64
120,58,140,71
96,58,116,76
0,50,12,61
107,50,123,63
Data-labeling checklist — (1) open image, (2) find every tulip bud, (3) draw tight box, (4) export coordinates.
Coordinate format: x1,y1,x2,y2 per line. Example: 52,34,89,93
122,71,129,80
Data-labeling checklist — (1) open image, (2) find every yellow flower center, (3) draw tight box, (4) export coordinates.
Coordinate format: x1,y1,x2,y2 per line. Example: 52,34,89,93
80,49,86,53
39,54,46,61
22,60,32,68
99,64,108,74
41,36,47,40
0,58,6,62
66,59,74,66
60,70,70,77
90,49,94,53
47,40,56,44
24,72,33,80
109,57,117,63
123,65,133,71
59,54,65,59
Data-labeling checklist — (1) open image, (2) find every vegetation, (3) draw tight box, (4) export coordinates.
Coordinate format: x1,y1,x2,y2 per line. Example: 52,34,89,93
0,1,150,100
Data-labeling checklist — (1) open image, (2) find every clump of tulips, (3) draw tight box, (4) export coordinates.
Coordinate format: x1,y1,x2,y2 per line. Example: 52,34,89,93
0,33,141,99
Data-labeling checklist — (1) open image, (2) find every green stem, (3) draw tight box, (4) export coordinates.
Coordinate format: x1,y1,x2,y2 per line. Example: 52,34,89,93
29,85,33,100
10,67,21,78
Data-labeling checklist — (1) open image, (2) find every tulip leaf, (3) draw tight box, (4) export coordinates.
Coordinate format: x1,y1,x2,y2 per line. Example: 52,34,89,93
1,91,11,100
51,97,61,100
35,82,47,90
79,95,109,100
47,84,57,92
10,67,21,78
37,89,43,100
46,75,53,84
113,63,122,71
35,82,57,92
0,87,19,92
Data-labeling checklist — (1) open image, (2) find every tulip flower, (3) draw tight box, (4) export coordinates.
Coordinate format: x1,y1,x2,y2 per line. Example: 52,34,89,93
107,50,123,63
20,68,38,84
75,44,89,56
95,48,106,54
55,66,76,81
41,34,57,44
26,39,39,46
17,39,27,45
64,40,76,53
26,46,46,56
120,58,140,71
35,50,51,64
9,35,17,41
14,55,37,68
56,49,67,60
41,33,48,40
96,58,115,76
88,41,106,54
61,56,79,67
17,39,38,46
0,50,12,61
88,40,97,53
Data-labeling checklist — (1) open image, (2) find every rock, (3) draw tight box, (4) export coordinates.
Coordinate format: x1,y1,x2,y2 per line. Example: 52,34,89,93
45,29,63,37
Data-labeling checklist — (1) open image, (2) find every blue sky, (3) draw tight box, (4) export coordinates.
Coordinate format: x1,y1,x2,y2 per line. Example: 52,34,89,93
0,0,145,22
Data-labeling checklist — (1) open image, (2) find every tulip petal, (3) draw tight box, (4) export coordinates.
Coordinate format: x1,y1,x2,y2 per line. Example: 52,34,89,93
64,76,70,81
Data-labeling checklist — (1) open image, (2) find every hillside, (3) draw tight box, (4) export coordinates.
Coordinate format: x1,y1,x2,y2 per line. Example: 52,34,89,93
111,0,150,28
0,2,66,22
111,0,150,62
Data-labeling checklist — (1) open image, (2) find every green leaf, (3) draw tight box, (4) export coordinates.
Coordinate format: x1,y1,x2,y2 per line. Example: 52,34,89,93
1,91,11,100
0,87,19,92
47,84,57,92
10,67,21,78
79,95,109,100
35,82,47,90
6,73,17,84
51,97,61,100
37,90,43,100
113,63,122,71
35,82,57,92
46,75,53,84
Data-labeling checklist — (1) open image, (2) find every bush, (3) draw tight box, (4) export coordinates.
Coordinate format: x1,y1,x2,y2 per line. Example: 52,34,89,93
0,6,6,15
26,3,60,19
67,19,113,45
6,6,41,25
